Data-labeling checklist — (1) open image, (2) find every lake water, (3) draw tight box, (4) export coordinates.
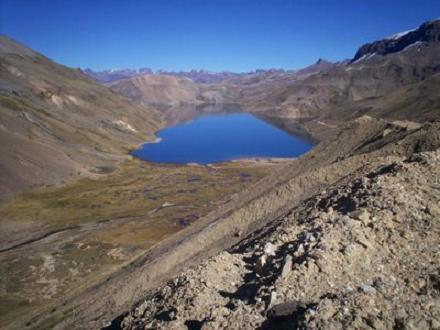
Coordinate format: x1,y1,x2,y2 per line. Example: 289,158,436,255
132,109,313,164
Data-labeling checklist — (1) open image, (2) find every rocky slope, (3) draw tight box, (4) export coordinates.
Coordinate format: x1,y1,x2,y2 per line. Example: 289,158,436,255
118,146,440,330
0,36,163,202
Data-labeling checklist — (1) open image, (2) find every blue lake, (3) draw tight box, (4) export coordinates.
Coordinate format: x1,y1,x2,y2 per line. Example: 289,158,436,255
132,111,313,164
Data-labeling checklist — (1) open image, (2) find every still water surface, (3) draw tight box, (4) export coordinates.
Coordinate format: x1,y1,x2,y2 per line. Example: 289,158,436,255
132,108,313,164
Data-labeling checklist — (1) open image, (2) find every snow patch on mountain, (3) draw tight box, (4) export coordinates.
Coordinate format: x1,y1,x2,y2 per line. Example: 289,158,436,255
387,28,416,40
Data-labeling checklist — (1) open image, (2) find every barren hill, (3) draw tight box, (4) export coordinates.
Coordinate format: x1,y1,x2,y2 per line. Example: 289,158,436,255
107,74,201,106
0,36,163,202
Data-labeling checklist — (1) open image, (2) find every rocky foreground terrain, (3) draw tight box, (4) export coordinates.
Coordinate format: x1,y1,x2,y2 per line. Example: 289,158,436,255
117,134,440,330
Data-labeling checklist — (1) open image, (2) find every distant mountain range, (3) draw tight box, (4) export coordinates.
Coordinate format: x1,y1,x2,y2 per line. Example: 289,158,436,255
83,67,154,83
83,67,308,84
104,59,336,107
84,68,255,84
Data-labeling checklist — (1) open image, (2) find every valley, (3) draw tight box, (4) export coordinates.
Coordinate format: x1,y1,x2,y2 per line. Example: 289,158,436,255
0,36,291,327
0,15,439,330
0,156,277,328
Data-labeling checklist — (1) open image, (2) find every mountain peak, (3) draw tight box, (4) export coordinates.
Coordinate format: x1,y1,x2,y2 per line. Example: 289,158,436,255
352,18,440,61
315,58,328,64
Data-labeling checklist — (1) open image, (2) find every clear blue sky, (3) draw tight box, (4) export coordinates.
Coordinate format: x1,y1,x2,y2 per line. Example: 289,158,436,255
1,0,439,72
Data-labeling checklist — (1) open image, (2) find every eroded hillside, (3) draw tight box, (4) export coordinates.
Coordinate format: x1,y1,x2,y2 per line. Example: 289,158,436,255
0,36,163,202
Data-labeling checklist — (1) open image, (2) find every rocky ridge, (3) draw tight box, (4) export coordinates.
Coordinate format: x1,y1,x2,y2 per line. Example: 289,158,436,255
353,18,440,61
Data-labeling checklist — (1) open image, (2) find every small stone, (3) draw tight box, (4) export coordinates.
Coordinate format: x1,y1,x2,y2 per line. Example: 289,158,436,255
368,318,385,329
344,286,354,293
267,301,307,318
383,128,394,137
431,319,440,329
351,209,370,225
281,255,293,278
135,301,149,317
343,243,361,257
319,301,338,320
255,254,267,273
305,232,316,242
426,204,440,216
165,320,188,330
267,291,277,310
294,244,305,257
264,242,276,256
360,284,376,294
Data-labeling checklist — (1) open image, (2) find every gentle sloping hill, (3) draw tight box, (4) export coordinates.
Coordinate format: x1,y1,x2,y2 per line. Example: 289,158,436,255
107,74,201,106
0,36,163,202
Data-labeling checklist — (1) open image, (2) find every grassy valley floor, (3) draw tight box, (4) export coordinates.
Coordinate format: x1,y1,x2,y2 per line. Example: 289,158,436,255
0,158,279,328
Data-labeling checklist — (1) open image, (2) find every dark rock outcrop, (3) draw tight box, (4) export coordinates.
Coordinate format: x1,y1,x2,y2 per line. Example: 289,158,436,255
353,19,440,61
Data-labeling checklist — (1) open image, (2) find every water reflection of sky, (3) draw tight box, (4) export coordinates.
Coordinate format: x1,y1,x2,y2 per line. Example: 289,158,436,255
133,110,313,164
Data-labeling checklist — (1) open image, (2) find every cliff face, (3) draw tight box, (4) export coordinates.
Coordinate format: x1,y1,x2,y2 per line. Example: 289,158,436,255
353,19,440,61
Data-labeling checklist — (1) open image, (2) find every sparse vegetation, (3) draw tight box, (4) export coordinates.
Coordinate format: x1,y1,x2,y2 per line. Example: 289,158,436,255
0,158,275,327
